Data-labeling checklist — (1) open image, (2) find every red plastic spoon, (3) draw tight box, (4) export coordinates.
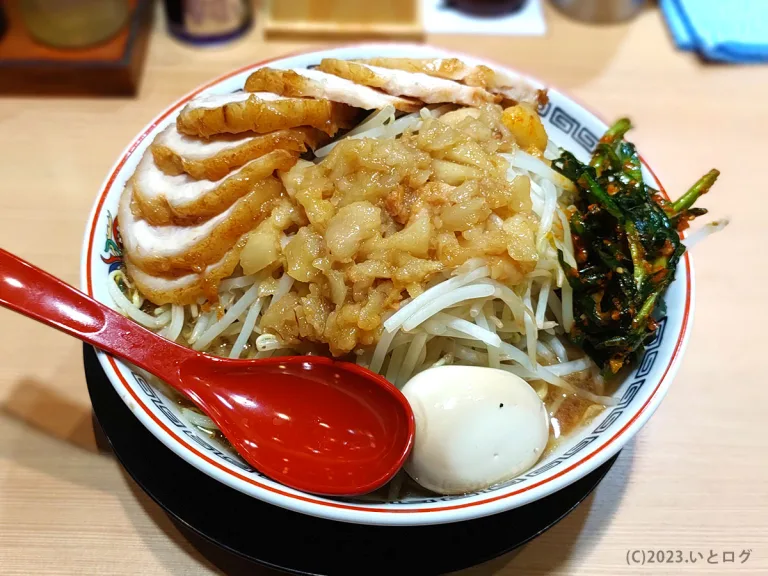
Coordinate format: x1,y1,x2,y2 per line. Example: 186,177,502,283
0,249,414,496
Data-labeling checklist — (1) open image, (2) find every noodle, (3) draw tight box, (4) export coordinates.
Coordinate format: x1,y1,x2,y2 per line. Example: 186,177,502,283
398,332,429,386
160,304,185,342
522,280,538,367
383,265,491,333
544,334,569,363
501,150,576,193
193,282,261,351
545,357,593,377
108,271,170,329
401,284,495,332
535,277,552,329
369,313,398,374
385,342,408,384
229,297,265,359
476,305,500,369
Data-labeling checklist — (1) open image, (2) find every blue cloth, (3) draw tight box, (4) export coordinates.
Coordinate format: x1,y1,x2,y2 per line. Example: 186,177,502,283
660,0,768,63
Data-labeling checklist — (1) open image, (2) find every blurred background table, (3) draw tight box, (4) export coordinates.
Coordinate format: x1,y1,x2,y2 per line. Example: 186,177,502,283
0,3,766,575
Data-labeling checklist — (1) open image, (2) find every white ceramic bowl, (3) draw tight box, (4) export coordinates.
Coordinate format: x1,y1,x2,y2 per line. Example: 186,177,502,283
80,44,693,526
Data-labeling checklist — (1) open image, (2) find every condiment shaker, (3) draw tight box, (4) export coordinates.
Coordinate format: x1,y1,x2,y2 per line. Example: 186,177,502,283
164,0,252,45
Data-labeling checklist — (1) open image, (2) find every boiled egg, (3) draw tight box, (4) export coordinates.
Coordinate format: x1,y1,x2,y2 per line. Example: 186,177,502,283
401,365,549,495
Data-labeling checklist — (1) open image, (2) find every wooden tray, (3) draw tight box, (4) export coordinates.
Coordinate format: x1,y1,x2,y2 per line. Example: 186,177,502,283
0,0,153,97
263,0,423,40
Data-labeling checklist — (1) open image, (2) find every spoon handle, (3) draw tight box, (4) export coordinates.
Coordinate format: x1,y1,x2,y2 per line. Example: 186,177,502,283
0,248,197,388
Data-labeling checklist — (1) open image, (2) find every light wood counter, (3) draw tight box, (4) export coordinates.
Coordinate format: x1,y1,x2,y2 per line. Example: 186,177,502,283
1,4,766,575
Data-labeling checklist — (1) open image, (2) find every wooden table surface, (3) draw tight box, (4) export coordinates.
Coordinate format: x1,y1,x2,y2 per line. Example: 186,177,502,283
1,4,766,575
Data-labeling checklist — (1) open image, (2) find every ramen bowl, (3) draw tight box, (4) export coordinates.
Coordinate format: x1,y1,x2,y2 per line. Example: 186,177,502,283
80,44,693,526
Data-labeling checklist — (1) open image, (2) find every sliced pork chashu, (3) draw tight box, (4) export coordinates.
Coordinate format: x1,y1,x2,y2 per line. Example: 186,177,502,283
125,240,244,306
354,57,544,106
317,59,500,107
151,124,327,180
119,179,281,276
132,147,296,226
176,92,359,138
244,68,420,113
